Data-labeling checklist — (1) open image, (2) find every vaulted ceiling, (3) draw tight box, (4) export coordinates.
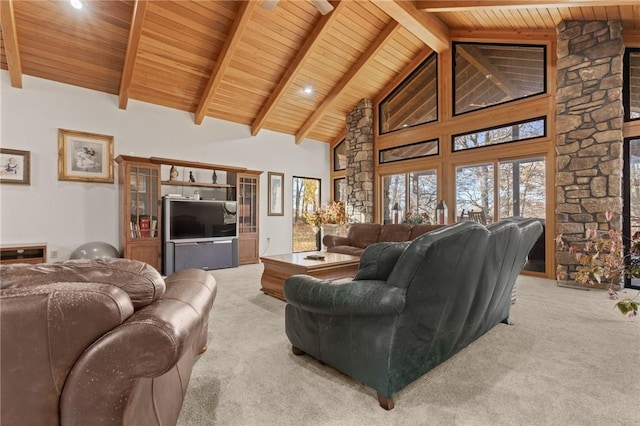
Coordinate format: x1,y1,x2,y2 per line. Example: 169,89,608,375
1,1,639,144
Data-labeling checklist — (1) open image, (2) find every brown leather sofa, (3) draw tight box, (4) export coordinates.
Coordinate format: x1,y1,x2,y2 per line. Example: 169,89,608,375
323,223,444,256
0,258,216,426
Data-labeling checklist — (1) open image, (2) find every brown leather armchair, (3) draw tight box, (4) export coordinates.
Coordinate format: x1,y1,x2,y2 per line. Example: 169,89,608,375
0,258,217,426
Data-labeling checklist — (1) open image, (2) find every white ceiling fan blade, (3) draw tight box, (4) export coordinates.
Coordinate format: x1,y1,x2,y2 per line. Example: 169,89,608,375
261,0,279,11
310,0,334,15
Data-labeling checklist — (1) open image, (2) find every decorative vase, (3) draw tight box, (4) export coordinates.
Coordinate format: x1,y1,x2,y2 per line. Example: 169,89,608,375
320,224,342,250
169,165,179,181
212,170,217,184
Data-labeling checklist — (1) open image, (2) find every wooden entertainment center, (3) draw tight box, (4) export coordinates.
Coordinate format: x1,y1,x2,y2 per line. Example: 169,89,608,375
115,155,262,271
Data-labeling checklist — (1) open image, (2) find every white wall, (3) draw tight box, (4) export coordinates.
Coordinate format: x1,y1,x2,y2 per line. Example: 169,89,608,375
0,72,330,260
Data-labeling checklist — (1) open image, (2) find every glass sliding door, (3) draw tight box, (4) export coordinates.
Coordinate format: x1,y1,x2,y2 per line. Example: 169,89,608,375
292,176,320,253
624,138,640,289
498,157,546,219
456,163,495,223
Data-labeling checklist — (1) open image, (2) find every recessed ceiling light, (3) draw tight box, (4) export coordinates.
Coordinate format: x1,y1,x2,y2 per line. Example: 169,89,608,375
303,86,313,95
70,0,83,10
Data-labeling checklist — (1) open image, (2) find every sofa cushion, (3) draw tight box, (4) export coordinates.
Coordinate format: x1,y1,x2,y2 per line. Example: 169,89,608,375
378,224,412,242
327,245,365,256
409,224,444,240
0,258,165,309
347,223,382,249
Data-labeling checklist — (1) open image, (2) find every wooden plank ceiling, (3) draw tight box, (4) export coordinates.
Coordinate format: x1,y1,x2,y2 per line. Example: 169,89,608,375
1,0,639,144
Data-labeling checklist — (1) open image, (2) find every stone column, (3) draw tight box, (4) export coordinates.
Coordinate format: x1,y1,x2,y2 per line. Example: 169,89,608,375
555,20,624,286
345,99,374,223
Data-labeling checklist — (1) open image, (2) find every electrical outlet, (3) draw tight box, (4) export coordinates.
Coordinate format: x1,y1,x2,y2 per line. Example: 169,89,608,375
50,249,58,259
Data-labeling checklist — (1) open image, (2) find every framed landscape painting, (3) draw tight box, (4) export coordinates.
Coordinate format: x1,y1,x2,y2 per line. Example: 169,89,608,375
0,148,30,185
58,128,114,183
268,172,284,216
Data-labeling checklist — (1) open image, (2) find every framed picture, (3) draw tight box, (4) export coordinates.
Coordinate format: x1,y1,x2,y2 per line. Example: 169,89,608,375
0,148,30,185
58,128,114,183
268,172,284,216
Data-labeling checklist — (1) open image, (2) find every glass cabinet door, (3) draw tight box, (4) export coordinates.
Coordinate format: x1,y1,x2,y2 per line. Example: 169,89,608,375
129,166,160,239
239,175,257,234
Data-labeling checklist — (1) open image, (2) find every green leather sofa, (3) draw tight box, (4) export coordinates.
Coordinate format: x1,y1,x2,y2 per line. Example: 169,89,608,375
283,219,542,409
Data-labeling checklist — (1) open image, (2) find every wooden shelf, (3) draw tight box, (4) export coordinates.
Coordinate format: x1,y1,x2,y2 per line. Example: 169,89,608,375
150,157,247,173
161,180,234,189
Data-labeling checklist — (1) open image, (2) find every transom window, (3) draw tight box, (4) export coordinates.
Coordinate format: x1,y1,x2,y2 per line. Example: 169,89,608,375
379,139,438,164
453,42,546,116
452,117,546,152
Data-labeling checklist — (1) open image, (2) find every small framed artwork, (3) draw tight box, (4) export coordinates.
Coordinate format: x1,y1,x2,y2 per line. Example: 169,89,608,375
268,172,284,216
0,148,30,185
58,128,114,183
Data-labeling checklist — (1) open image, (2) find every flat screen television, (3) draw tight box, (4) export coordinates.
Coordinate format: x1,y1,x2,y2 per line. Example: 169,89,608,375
163,198,237,242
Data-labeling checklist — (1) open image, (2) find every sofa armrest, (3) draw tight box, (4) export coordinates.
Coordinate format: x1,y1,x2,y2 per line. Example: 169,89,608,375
355,242,408,281
322,234,350,248
0,282,134,426
283,275,405,316
60,269,217,426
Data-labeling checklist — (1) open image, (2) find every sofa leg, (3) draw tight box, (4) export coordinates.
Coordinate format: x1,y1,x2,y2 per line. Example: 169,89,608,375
198,346,207,354
377,393,395,410
291,345,305,356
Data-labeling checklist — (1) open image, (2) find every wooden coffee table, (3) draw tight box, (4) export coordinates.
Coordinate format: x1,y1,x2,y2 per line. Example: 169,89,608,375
260,252,360,301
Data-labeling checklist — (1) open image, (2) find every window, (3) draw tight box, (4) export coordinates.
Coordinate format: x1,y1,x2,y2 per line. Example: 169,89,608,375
379,53,438,134
452,117,546,152
453,42,546,116
292,176,320,253
381,170,437,224
379,139,438,164
333,139,347,171
623,49,640,121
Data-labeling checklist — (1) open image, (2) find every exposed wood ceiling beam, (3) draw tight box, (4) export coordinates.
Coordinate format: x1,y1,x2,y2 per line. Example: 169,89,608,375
119,0,148,110
370,0,450,53
195,1,257,125
251,1,345,137
295,21,400,144
456,45,518,98
416,1,640,12
0,0,23,88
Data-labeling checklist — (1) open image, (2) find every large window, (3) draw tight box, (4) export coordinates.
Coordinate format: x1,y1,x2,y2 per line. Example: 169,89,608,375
453,42,546,116
456,163,495,222
292,176,320,253
333,139,347,171
379,53,438,134
453,117,546,152
382,170,437,224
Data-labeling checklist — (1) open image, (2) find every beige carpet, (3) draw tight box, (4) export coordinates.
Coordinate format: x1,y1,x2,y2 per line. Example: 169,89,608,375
177,264,640,426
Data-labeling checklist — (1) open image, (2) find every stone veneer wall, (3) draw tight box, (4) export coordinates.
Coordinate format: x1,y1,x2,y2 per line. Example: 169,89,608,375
344,99,374,223
555,20,624,285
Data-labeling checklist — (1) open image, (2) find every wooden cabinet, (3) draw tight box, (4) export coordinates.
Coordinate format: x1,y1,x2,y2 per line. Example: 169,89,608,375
0,243,47,265
235,172,261,265
115,155,162,271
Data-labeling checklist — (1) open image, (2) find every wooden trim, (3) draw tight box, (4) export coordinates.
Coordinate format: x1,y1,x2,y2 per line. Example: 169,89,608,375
251,1,345,137
417,1,640,12
149,156,255,173
295,21,400,144
194,1,257,125
371,0,450,53
0,0,23,88
119,0,147,110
